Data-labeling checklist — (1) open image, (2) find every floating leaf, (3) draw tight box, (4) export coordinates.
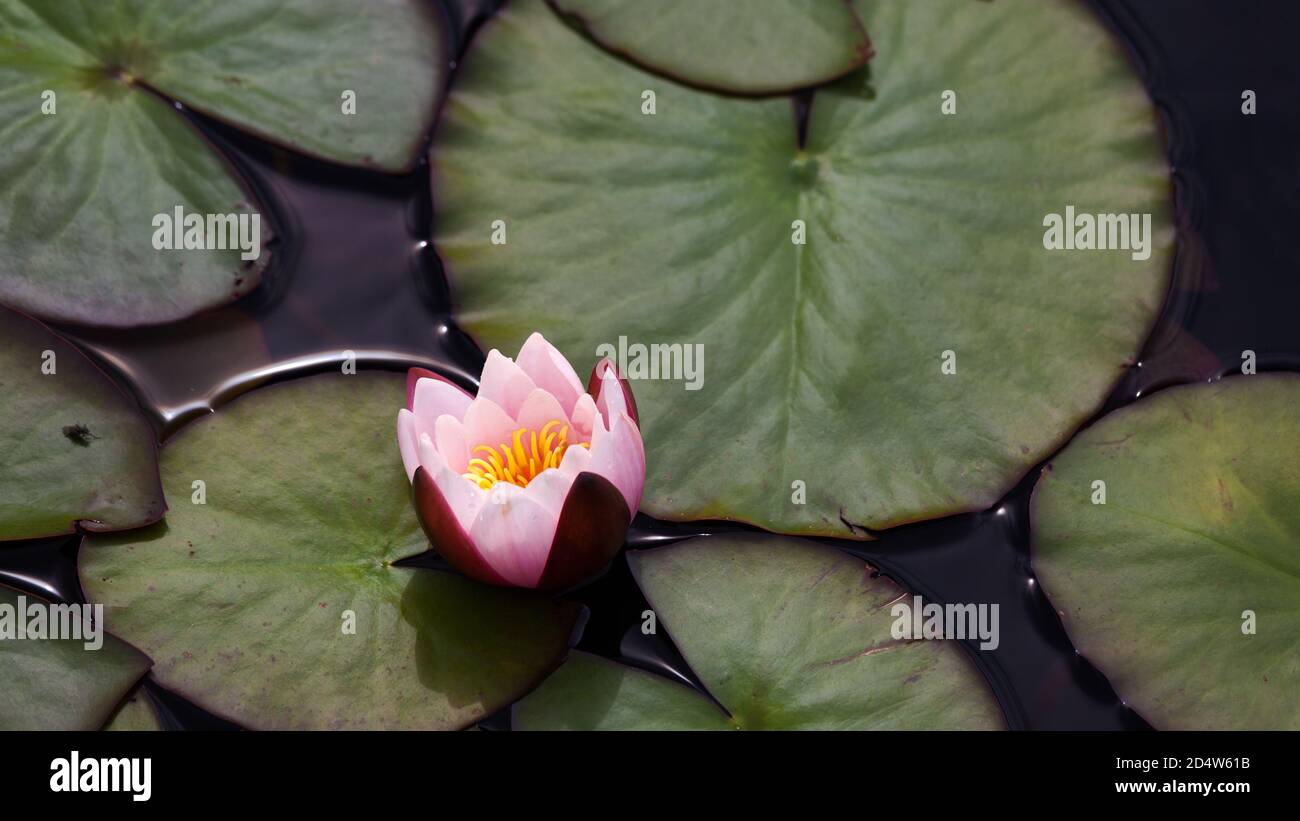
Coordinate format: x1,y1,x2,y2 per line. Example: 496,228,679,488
432,0,1172,535
550,0,871,94
516,535,1004,729
0,0,445,326
104,685,162,731
0,583,151,730
0,306,164,541
82,373,580,730
1032,375,1300,730
516,650,734,729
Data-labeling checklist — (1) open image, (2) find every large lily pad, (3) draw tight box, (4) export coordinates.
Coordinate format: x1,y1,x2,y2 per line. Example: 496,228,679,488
516,535,1004,729
432,0,1173,535
81,372,580,730
0,306,164,541
0,583,152,730
0,0,445,326
550,0,871,94
1032,375,1300,730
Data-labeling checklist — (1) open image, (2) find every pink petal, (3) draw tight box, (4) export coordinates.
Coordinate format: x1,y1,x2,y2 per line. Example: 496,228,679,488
521,468,576,519
594,367,628,430
461,396,516,452
587,358,639,426
418,433,485,531
586,411,645,516
412,467,508,586
477,349,536,418
516,332,584,415
467,483,558,587
434,414,469,473
569,393,599,441
557,440,593,479
407,368,472,412
514,387,568,433
413,376,473,425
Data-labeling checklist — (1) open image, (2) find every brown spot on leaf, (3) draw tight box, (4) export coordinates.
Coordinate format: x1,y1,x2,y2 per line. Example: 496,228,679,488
1217,478,1234,513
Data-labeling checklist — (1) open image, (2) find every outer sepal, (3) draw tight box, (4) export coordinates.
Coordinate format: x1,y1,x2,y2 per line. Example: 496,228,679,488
537,471,631,590
412,466,509,586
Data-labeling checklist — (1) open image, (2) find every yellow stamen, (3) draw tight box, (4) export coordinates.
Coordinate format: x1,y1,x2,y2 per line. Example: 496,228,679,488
461,419,589,489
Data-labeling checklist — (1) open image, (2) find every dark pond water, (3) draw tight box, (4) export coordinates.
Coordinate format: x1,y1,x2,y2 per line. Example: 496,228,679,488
3,0,1298,731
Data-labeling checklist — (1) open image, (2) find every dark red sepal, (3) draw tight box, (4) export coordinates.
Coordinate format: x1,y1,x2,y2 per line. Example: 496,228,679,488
406,367,472,411
585,359,639,426
536,471,631,590
411,467,509,586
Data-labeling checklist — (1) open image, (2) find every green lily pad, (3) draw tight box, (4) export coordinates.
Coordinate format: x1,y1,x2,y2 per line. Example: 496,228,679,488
0,0,445,326
104,685,162,731
0,583,152,730
81,372,580,730
0,306,164,541
550,0,871,94
516,650,735,729
516,535,1004,729
432,0,1172,535
1032,375,1300,730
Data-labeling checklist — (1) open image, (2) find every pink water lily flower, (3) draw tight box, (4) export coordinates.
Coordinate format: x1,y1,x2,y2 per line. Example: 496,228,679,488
398,333,644,589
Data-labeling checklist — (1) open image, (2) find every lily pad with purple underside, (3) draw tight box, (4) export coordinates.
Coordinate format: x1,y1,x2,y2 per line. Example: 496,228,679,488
515,535,1004,730
1032,375,1300,730
81,372,580,730
0,583,152,730
432,0,1173,536
0,0,445,326
0,306,164,541
550,0,871,95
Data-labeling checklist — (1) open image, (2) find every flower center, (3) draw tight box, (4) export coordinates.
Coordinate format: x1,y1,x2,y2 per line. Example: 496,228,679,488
462,419,587,490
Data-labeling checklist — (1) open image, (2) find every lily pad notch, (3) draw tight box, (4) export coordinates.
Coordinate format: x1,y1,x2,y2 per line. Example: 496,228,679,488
0,0,448,326
516,535,1005,730
431,0,1174,536
81,372,581,730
